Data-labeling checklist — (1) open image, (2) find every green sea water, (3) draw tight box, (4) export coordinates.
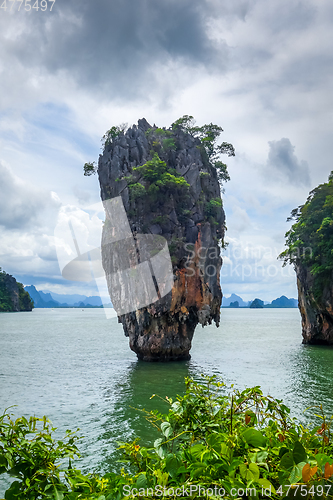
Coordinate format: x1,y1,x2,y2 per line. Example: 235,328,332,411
0,308,332,492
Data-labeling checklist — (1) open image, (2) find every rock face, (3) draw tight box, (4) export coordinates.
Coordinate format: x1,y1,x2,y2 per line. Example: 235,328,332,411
279,173,333,345
296,263,333,344
98,118,225,360
0,269,34,312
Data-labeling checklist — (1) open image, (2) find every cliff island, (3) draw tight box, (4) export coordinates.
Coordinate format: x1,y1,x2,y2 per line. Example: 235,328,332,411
280,172,333,344
95,116,234,360
0,268,34,312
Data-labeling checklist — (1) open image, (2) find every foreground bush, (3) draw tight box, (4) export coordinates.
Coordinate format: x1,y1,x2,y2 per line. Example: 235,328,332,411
1,376,333,499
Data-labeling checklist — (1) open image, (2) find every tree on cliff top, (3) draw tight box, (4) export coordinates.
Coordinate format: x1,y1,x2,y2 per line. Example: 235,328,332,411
83,116,235,184
171,115,235,184
0,267,34,312
279,172,333,297
0,267,12,311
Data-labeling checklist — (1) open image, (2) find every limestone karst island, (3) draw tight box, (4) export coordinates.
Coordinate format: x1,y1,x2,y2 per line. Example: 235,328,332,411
279,171,333,345
94,116,234,361
0,268,33,312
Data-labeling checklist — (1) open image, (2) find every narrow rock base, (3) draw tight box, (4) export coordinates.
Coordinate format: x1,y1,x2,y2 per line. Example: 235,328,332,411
120,307,197,361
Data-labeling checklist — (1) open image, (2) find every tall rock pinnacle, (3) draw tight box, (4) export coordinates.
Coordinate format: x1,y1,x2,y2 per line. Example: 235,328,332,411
280,172,333,345
98,117,231,360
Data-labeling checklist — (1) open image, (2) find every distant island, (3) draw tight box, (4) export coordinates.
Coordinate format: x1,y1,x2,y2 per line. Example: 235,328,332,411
222,293,298,308
24,285,111,309
0,268,34,312
2,275,298,313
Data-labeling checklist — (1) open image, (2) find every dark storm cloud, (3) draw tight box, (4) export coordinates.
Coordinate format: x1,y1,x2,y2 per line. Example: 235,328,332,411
267,138,311,186
3,0,230,96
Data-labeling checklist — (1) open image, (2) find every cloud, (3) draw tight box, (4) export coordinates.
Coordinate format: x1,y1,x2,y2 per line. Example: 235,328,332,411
266,138,311,186
1,0,332,302
0,0,230,102
72,186,91,205
221,235,297,302
0,161,60,230
0,161,64,280
228,205,251,233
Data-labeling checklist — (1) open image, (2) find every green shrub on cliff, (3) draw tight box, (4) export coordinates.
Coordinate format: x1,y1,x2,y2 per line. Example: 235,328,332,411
102,124,128,148
0,268,34,312
0,268,13,312
128,182,146,201
145,128,177,152
171,115,235,183
18,283,34,311
204,197,223,218
126,153,190,206
1,376,333,499
83,162,97,176
279,172,333,298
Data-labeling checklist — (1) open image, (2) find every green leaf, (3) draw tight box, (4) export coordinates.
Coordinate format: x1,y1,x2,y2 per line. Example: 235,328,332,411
256,451,268,463
239,463,247,479
280,452,294,471
136,473,147,489
53,485,65,500
190,443,206,458
279,447,289,458
160,422,172,438
220,442,232,461
165,455,180,478
242,428,267,447
240,463,260,482
315,453,333,467
289,462,306,484
191,466,206,479
4,480,21,500
293,442,307,464
154,438,163,449
207,433,221,451
248,463,260,481
257,479,276,494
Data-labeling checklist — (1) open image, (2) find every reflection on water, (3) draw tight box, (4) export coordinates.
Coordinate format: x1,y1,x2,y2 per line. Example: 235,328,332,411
98,361,192,471
289,343,333,422
0,308,333,488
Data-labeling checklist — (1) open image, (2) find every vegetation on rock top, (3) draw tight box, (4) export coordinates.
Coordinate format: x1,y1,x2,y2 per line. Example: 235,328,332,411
279,172,333,299
84,115,235,186
170,115,234,185
0,268,34,312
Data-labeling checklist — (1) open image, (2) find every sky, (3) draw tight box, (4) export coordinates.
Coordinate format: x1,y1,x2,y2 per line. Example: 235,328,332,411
0,0,333,302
